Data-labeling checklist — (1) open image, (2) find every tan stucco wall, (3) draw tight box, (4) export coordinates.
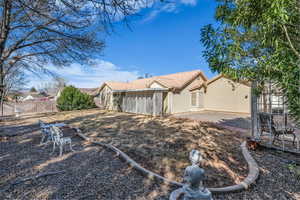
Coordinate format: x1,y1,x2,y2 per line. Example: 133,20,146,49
171,76,205,114
99,85,113,110
202,77,251,113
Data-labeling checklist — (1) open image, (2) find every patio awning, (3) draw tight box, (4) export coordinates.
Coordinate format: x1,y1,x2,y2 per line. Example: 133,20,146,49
112,88,169,93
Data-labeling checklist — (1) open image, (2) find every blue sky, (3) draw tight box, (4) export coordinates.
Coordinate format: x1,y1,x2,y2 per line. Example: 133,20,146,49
30,0,218,89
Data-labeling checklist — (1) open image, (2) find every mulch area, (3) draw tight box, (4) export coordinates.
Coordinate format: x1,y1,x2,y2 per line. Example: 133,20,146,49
0,109,299,199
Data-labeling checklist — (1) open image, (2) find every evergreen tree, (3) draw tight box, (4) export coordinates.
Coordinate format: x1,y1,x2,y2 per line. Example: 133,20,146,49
30,87,37,93
57,86,96,111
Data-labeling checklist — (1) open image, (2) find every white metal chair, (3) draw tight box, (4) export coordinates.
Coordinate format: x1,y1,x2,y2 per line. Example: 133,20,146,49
50,126,74,156
38,120,53,144
38,120,66,144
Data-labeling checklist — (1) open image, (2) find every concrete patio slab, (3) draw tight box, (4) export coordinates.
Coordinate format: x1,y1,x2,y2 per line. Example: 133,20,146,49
172,111,251,132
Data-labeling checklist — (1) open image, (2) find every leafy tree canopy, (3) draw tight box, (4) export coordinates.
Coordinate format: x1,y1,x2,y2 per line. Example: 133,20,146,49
201,0,300,123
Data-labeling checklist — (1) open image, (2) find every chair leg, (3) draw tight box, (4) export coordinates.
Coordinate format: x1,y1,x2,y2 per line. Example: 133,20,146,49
272,134,277,144
59,145,63,157
40,135,46,144
292,134,296,146
69,142,74,152
42,136,50,149
45,134,52,144
51,142,56,154
281,134,285,151
51,134,55,143
268,132,273,145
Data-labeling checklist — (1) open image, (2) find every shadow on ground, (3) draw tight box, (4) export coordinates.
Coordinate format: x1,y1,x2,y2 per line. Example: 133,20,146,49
217,117,251,130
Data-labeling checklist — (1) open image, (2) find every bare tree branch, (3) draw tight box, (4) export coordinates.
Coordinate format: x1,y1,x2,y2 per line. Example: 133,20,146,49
282,24,300,61
0,0,151,115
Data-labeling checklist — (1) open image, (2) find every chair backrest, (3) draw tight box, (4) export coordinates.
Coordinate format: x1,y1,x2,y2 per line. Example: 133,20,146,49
50,126,63,142
258,112,276,133
38,120,46,128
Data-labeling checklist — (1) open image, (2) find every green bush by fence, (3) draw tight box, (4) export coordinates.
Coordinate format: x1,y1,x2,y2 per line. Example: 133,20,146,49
57,86,96,111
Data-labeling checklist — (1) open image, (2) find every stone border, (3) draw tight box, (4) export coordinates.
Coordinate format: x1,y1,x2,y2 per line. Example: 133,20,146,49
75,129,259,194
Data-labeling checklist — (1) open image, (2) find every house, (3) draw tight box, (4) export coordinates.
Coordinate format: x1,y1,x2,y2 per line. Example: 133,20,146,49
20,92,49,101
96,70,251,116
6,91,23,102
190,74,251,113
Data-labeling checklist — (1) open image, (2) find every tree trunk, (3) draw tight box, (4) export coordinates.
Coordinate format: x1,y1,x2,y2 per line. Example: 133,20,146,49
0,0,12,116
0,0,12,56
0,64,4,116
0,93,4,116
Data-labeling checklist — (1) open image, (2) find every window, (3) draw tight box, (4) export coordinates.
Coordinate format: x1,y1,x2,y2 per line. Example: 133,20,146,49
191,92,197,106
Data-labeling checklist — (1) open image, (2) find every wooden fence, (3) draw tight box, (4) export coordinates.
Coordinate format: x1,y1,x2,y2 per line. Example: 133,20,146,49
3,100,57,116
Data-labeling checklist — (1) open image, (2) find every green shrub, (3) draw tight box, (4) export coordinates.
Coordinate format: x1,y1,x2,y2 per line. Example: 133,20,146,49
56,86,96,111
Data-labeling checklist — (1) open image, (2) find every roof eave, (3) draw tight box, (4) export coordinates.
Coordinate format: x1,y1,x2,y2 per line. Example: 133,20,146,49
177,71,207,92
147,80,170,89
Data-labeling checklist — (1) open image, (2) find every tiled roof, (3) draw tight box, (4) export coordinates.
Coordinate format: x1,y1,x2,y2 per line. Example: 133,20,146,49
100,70,207,92
189,74,251,91
79,88,98,96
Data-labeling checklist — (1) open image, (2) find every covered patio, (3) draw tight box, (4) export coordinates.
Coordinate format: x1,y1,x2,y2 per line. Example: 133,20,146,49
112,88,168,116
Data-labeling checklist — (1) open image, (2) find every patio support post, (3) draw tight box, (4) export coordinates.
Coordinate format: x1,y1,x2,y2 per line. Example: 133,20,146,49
135,95,138,113
251,81,259,139
153,91,163,116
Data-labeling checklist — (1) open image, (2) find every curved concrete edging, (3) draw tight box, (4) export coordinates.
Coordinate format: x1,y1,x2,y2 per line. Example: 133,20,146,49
209,142,259,193
75,129,259,194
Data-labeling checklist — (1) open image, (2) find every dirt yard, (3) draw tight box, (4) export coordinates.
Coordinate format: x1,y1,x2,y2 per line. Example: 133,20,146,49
0,109,299,199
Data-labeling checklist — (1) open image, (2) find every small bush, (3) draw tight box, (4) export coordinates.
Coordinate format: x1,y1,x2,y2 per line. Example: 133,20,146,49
56,86,96,111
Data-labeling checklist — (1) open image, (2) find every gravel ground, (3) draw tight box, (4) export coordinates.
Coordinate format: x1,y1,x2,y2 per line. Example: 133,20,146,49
0,110,299,199
214,149,300,200
0,125,172,200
